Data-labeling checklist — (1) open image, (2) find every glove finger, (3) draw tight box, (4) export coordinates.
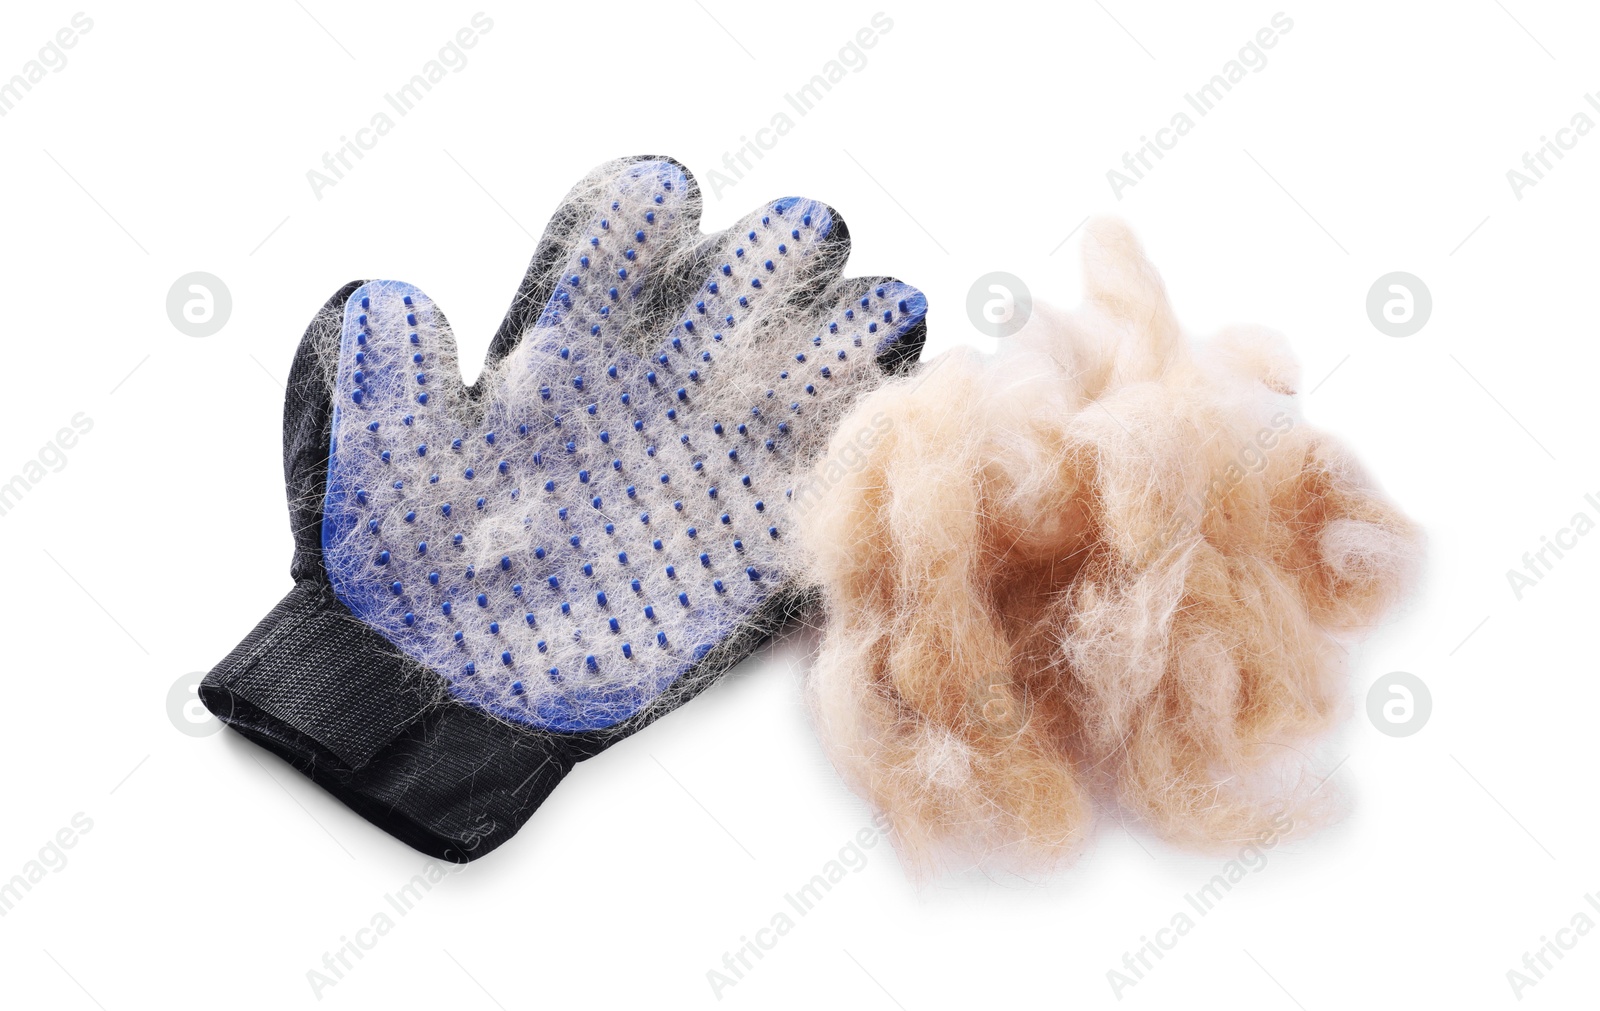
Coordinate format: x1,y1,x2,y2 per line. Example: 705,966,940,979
662,275,926,480
505,159,701,371
587,208,910,467
285,280,367,581
485,154,695,370
504,199,857,494
710,275,928,409
659,197,849,362
331,277,472,428
325,280,479,613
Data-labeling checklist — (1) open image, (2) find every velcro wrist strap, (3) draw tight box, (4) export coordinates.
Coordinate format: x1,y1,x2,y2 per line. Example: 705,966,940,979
203,580,576,861
202,579,437,770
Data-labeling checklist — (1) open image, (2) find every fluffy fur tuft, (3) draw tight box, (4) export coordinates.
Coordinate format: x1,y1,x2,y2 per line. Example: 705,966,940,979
800,219,1421,874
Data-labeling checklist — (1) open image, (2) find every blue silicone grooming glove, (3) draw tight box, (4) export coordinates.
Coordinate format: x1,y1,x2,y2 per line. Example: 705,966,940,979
202,156,926,861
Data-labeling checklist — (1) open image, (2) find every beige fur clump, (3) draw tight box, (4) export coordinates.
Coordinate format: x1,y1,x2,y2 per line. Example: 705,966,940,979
799,219,1421,873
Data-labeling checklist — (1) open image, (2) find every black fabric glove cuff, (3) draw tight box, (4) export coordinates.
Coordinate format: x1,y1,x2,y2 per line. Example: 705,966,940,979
202,580,576,862
204,580,438,768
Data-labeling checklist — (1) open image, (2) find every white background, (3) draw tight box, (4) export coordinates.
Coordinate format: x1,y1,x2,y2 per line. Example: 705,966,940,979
1,1,1596,1007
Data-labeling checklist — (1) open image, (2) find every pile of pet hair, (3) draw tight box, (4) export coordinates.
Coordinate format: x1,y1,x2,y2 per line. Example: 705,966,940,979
799,219,1421,872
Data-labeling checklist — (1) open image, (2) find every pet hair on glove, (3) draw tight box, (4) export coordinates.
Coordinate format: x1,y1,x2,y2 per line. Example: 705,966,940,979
202,155,926,861
799,218,1421,875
